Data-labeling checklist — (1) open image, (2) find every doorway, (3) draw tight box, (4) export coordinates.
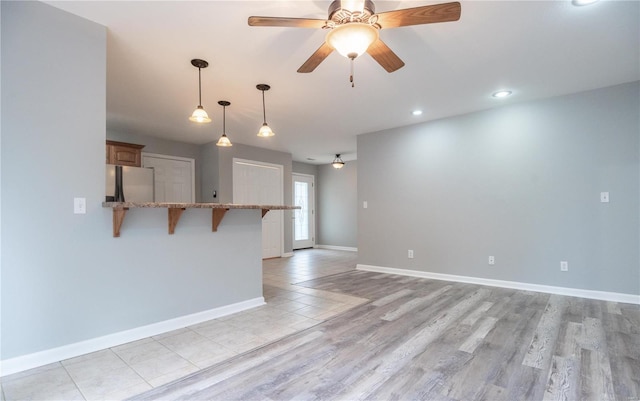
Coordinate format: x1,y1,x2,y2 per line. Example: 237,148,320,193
142,153,195,202
232,159,283,259
293,173,315,250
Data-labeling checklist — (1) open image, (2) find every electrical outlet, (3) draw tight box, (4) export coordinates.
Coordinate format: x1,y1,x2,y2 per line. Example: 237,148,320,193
74,197,86,214
408,250,414,259
488,256,495,265
560,261,569,271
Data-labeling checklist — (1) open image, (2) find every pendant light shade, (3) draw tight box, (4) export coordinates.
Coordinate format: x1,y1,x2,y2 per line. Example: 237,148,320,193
326,23,379,59
216,134,232,147
216,100,233,147
189,59,211,123
256,84,275,137
190,106,211,123
332,154,345,169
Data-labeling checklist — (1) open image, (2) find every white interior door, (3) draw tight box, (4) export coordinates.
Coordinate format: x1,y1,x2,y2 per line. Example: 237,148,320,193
233,159,283,259
142,153,195,202
293,174,315,250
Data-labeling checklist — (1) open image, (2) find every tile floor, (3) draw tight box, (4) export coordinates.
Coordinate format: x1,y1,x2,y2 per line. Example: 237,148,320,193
1,249,365,401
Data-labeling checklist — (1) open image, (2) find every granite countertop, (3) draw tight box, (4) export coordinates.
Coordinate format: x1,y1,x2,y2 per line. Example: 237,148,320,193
102,202,299,210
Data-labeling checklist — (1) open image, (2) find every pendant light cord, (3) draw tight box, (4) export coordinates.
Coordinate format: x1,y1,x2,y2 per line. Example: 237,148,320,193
262,89,267,124
222,105,226,134
198,67,202,106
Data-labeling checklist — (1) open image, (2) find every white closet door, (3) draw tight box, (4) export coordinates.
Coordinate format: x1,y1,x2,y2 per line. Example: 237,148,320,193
233,159,283,259
142,154,195,203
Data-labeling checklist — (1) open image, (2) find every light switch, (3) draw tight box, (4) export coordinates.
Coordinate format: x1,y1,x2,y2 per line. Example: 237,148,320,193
363,201,368,209
600,192,609,203
74,197,86,214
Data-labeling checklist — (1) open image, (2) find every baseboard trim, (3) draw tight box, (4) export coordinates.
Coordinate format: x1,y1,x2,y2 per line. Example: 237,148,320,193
315,245,358,252
0,297,265,377
356,264,640,305
281,252,294,257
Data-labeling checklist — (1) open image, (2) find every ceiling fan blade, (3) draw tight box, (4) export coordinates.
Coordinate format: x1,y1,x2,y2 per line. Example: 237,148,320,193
248,16,327,29
375,2,461,29
298,42,334,73
367,39,405,72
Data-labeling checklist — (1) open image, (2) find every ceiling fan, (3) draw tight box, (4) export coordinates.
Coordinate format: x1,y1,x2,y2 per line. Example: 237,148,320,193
248,0,461,77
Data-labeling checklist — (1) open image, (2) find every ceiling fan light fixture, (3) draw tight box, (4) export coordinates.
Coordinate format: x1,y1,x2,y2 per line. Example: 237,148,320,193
189,59,212,123
332,154,345,169
216,100,233,147
326,22,379,59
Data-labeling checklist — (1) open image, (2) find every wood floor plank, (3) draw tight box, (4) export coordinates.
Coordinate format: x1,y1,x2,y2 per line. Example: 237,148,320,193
371,288,413,307
554,321,583,359
486,307,542,388
523,294,566,369
458,316,498,354
543,355,579,401
504,365,548,401
461,301,494,325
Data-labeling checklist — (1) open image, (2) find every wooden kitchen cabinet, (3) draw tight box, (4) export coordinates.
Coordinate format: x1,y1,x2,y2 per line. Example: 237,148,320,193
106,140,145,167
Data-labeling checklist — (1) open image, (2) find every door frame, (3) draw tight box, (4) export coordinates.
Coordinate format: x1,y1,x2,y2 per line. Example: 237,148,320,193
292,173,316,250
141,152,196,202
232,158,284,258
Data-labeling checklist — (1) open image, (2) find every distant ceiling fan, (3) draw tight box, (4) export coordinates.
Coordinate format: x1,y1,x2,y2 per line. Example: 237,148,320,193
248,0,461,80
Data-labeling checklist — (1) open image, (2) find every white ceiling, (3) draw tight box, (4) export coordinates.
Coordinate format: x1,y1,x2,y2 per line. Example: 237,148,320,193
47,0,639,165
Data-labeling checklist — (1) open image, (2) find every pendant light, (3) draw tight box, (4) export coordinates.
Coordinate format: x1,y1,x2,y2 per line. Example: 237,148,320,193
256,84,275,137
189,59,211,123
216,101,233,147
332,154,345,169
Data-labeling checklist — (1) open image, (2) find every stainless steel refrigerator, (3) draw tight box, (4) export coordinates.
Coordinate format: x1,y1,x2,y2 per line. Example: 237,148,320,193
105,164,154,202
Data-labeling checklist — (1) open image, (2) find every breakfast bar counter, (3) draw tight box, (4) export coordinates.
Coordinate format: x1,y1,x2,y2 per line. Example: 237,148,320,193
102,202,300,237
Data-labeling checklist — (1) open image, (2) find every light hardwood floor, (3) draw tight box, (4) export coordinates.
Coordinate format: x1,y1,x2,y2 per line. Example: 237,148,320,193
134,255,640,401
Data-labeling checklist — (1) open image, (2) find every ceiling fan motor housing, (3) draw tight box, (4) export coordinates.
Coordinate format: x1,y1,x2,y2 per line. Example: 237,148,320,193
328,0,376,24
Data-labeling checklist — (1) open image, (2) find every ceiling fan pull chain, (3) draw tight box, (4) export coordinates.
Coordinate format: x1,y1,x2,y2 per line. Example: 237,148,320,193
350,57,355,88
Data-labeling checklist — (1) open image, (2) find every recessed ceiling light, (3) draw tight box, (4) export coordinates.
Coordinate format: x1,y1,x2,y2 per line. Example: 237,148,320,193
412,110,423,116
572,0,599,6
492,90,512,98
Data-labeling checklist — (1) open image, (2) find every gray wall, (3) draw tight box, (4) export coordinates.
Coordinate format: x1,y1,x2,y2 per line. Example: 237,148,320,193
1,1,263,360
218,143,294,254
199,142,220,203
317,161,358,248
357,82,640,295
292,161,318,177
107,130,203,202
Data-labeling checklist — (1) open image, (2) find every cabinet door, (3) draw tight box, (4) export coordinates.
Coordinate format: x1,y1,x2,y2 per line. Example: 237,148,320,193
110,145,141,166
106,140,145,167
